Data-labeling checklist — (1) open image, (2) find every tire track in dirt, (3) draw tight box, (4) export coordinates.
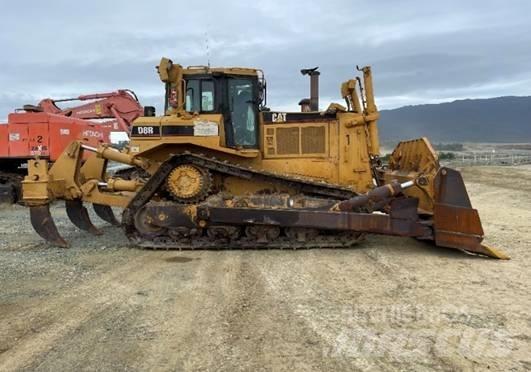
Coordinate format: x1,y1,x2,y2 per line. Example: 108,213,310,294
132,251,349,371
1,165,529,371
256,250,462,371
216,253,347,371
0,251,169,371
129,251,243,371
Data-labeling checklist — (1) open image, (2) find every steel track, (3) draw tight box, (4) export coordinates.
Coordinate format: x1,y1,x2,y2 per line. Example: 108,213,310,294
122,153,362,249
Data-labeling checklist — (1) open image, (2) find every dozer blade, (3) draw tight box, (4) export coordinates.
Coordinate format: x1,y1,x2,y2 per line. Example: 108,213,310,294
65,199,103,235
93,204,120,226
386,138,508,259
433,168,509,259
30,205,68,248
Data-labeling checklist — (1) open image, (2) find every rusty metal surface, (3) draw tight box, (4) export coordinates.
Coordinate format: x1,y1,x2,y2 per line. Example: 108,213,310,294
338,181,402,211
434,230,509,259
65,199,103,235
300,67,320,111
202,197,431,238
140,202,196,230
30,205,68,248
434,167,472,207
433,204,484,236
432,167,509,259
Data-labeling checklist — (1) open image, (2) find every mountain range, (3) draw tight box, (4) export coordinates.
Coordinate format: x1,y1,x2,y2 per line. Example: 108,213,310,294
378,96,531,142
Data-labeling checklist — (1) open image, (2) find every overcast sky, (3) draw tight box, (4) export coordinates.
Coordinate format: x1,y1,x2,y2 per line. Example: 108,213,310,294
1,0,530,120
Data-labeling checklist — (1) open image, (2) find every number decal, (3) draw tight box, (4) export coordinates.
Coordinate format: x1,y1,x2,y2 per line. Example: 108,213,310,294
138,126,155,135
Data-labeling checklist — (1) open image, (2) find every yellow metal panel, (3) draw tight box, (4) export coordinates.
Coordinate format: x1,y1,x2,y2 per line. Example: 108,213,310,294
337,113,374,192
261,159,336,181
183,66,259,77
262,122,329,159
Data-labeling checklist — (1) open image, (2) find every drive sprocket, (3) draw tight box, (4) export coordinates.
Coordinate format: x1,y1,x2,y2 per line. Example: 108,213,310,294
165,164,211,203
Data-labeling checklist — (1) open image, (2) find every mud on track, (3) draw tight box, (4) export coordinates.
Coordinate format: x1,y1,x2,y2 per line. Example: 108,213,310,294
0,165,530,371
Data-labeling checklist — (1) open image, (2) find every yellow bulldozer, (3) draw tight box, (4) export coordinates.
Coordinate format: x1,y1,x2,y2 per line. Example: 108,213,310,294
22,58,508,259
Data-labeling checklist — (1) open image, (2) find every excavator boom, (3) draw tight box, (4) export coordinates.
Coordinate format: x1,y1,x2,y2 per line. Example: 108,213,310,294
27,89,143,132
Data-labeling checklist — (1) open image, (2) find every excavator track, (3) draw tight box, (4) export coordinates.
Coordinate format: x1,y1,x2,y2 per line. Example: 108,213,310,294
0,172,23,203
122,153,363,250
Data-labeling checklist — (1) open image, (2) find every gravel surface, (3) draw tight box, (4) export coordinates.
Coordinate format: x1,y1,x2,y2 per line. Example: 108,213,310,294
0,165,530,371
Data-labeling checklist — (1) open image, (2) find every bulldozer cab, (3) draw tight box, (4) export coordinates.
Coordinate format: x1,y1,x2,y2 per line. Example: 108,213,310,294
183,75,259,148
158,58,264,149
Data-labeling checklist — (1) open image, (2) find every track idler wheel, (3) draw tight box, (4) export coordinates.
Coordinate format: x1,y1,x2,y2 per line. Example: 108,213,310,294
30,205,68,248
133,205,167,238
65,199,103,235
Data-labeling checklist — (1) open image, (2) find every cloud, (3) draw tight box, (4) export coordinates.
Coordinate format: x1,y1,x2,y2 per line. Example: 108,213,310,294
0,0,530,114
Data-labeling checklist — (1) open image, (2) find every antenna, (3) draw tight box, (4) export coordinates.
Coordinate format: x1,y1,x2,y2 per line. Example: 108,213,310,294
204,31,211,68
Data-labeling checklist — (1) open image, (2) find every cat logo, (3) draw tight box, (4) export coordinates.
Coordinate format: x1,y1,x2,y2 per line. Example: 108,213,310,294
271,112,287,122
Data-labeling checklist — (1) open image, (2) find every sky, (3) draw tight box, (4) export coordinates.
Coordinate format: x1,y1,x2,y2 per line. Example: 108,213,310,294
1,0,530,121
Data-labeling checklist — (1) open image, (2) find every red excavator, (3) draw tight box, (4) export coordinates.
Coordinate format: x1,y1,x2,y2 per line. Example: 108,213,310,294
0,90,144,202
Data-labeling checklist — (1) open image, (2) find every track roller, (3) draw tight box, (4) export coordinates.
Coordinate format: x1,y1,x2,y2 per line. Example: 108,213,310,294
245,226,281,244
285,227,319,243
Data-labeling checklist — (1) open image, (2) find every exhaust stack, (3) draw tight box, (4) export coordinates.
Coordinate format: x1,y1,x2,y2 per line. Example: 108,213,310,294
301,67,320,111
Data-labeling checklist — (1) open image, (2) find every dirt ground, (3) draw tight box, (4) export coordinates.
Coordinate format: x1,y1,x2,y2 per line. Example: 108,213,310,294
0,165,530,371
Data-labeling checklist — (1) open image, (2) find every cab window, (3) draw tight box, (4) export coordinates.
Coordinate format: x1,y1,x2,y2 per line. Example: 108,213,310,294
228,78,257,147
201,80,214,111
186,79,214,112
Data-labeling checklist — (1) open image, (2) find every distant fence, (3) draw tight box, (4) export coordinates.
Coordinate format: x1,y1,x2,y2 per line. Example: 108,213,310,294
444,152,531,166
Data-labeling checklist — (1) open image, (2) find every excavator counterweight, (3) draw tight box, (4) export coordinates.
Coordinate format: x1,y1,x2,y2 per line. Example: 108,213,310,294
0,90,143,203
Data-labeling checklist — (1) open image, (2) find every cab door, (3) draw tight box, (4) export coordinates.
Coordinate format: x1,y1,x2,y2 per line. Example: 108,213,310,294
225,77,258,149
